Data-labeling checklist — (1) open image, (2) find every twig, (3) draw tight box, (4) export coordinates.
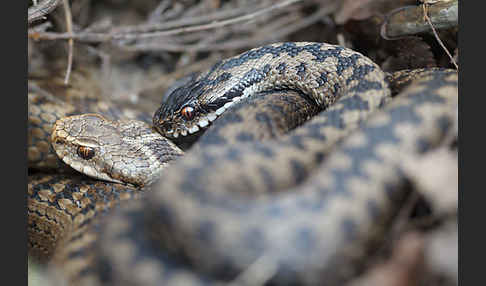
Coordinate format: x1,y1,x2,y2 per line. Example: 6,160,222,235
28,0,61,24
120,1,275,33
147,0,172,22
61,0,74,84
422,4,458,70
154,2,186,23
119,0,305,40
121,5,334,52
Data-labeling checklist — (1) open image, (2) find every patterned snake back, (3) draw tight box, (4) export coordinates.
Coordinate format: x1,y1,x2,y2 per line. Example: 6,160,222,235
28,42,458,285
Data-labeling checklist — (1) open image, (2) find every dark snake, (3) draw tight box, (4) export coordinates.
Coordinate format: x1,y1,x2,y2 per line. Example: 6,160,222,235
27,42,458,285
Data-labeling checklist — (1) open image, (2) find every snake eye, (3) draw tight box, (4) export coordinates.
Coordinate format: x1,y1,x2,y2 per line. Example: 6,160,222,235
77,146,95,160
181,106,195,121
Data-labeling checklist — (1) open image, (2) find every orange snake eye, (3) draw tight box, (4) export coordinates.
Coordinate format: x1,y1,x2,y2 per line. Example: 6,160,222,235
181,106,195,121
77,146,95,160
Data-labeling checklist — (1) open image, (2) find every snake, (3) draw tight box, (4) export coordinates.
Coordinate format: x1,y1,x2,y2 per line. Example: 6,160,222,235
27,42,458,285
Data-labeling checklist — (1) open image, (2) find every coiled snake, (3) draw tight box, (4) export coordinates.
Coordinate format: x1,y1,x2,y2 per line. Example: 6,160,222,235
27,42,458,285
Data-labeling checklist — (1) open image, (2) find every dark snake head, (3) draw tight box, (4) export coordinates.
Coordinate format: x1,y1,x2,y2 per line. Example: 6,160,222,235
153,66,236,139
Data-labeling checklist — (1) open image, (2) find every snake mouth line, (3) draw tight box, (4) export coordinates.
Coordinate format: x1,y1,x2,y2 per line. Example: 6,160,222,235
164,97,245,138
164,114,215,138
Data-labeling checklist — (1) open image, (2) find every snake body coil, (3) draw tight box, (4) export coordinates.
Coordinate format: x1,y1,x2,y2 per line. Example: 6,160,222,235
29,42,458,285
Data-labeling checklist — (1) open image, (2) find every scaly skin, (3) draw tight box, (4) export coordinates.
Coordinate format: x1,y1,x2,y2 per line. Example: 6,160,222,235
28,42,457,285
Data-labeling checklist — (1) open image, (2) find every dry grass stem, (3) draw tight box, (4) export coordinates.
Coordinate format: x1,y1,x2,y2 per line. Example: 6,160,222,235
61,0,73,84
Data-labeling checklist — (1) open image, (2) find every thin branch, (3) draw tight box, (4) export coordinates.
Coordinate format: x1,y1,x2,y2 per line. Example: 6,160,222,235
28,0,306,42
61,0,74,84
119,1,276,33
118,0,305,40
122,5,334,53
423,4,458,70
147,0,172,22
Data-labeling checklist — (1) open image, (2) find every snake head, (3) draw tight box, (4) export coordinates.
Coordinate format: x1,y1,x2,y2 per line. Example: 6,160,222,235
153,67,237,139
51,114,183,187
153,83,211,139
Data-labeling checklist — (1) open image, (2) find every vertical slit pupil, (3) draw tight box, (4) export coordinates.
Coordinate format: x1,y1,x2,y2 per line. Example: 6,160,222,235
77,146,95,160
182,106,195,120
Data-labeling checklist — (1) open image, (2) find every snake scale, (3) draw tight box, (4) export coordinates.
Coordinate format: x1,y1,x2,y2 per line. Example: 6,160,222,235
27,42,458,285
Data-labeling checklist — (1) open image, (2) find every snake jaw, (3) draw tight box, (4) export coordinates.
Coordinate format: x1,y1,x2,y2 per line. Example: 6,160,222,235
154,106,222,139
156,105,238,139
155,91,245,139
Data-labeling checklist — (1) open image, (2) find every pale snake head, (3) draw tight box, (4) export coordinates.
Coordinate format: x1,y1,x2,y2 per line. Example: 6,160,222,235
51,113,183,187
